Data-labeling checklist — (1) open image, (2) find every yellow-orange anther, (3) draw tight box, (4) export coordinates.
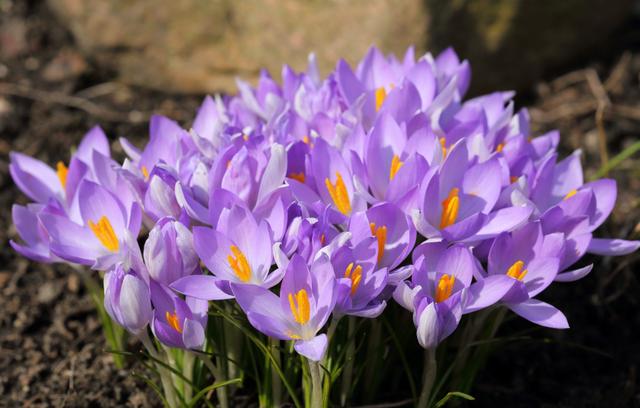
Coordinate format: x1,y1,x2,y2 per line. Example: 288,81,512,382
389,154,404,180
563,189,577,200
166,311,182,333
288,289,310,325
288,172,306,184
496,143,505,153
243,134,249,142
325,172,351,215
141,166,150,181
88,216,119,252
435,274,456,303
375,87,387,112
506,260,528,281
227,245,251,282
510,176,518,184
439,188,460,230
344,262,363,296
56,161,68,189
302,135,311,145
439,137,448,158
369,222,387,263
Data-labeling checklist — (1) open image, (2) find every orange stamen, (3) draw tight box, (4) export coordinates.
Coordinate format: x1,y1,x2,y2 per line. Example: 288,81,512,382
56,161,68,189
506,260,528,281
288,289,310,325
435,274,455,303
439,188,460,230
88,216,119,252
325,172,351,215
389,154,404,180
369,222,387,263
375,87,387,112
227,245,251,282
165,311,182,333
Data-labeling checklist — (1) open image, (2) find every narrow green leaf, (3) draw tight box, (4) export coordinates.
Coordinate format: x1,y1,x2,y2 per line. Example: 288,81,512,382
434,391,475,407
188,378,242,408
593,140,640,179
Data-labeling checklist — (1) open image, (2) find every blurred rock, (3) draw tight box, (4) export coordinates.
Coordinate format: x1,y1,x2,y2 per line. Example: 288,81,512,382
0,18,27,59
42,49,87,82
427,0,635,94
46,0,633,94
46,0,426,93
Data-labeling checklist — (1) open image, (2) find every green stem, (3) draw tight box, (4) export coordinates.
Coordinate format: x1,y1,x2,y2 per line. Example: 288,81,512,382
417,348,437,408
308,359,324,408
269,338,282,407
183,350,195,401
140,331,179,408
593,139,640,179
77,270,126,369
199,354,229,408
340,317,356,406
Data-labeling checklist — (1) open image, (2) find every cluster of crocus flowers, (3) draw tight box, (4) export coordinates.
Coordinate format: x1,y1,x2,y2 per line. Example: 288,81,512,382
9,46,639,404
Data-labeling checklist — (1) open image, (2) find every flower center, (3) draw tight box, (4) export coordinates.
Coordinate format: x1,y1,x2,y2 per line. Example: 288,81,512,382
439,137,448,158
88,216,119,252
435,274,456,303
496,143,505,153
288,289,310,325
165,310,182,333
563,189,577,200
344,262,363,296
375,87,387,112
325,172,351,215
288,172,305,183
439,188,460,230
141,165,150,181
56,161,68,189
369,222,387,263
227,245,252,282
506,260,528,281
389,154,404,180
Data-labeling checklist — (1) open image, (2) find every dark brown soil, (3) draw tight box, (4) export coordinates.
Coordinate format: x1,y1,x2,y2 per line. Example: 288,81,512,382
1,1,639,407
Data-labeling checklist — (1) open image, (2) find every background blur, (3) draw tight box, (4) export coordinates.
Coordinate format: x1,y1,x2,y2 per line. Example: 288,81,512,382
1,1,640,407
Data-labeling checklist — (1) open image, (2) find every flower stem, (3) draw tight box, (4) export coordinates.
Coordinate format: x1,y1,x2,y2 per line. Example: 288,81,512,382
417,348,437,408
199,353,229,408
139,331,179,408
340,316,356,406
269,338,282,407
308,359,323,408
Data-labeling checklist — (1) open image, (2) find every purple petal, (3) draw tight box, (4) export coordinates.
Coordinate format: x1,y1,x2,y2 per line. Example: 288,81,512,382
294,334,328,362
508,299,569,329
171,275,234,300
587,238,640,256
462,275,515,314
554,264,593,282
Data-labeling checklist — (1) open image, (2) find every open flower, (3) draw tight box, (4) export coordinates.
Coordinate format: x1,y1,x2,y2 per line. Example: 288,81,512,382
39,180,142,270
232,254,337,361
171,205,281,300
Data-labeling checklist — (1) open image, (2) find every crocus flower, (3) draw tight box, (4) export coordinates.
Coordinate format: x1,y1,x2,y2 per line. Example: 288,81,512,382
10,204,59,263
232,254,337,361
151,281,207,350
171,205,282,299
39,180,142,270
144,217,198,285
349,202,416,273
487,222,568,328
413,141,532,242
330,237,388,318
394,243,513,349
104,263,153,335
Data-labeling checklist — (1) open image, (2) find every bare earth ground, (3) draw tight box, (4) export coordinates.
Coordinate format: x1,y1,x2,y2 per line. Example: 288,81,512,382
1,2,640,407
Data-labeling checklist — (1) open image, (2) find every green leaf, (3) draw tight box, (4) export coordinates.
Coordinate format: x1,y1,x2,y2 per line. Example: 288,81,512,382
434,391,475,407
187,378,242,408
593,140,640,179
132,372,170,408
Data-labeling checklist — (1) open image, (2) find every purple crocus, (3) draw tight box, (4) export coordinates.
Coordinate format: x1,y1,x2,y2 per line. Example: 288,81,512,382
232,254,337,361
487,222,568,328
39,180,142,270
171,205,282,300
330,237,388,318
104,263,153,335
151,281,207,350
413,141,532,242
349,202,416,273
394,243,513,349
144,217,199,285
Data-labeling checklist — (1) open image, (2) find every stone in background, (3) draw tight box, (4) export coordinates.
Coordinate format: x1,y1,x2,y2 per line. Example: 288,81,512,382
47,0,633,94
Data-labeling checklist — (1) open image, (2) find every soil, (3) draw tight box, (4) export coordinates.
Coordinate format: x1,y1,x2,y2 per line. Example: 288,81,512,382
1,1,639,407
